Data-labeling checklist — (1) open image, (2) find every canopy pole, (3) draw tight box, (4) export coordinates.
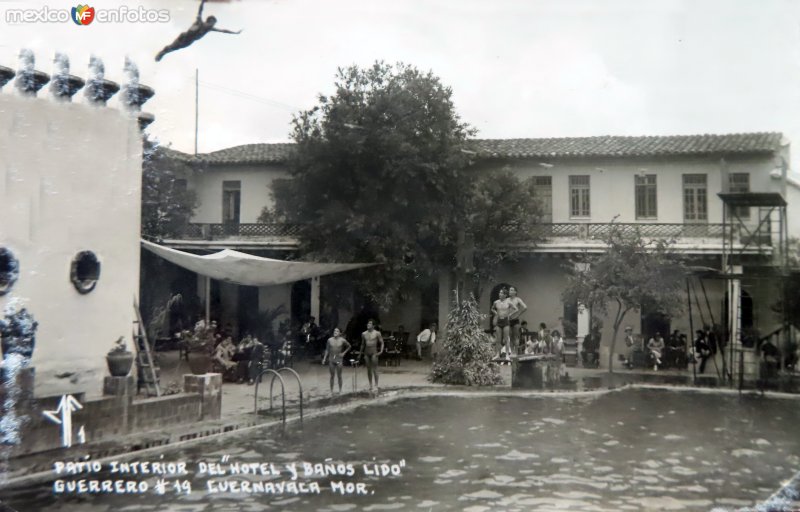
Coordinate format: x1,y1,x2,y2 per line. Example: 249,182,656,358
205,275,211,325
687,277,697,384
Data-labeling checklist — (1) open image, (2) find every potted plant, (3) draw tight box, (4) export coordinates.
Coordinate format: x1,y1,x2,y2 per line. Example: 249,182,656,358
178,320,218,375
0,307,38,361
106,336,134,377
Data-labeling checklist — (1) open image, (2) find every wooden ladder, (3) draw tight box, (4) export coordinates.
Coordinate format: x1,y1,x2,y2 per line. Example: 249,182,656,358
133,299,161,397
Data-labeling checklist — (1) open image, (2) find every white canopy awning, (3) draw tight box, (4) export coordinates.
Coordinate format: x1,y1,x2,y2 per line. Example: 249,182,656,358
142,240,377,286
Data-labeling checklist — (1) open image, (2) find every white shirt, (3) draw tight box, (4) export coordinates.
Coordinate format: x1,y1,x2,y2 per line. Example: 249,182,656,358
417,329,436,344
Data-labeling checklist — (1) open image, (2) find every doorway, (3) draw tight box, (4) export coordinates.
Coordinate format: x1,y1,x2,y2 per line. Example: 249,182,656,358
238,285,260,338
641,308,670,342
420,281,439,332
291,280,311,329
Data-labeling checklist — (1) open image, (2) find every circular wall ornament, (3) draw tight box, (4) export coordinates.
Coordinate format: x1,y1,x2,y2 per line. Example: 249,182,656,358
70,251,101,294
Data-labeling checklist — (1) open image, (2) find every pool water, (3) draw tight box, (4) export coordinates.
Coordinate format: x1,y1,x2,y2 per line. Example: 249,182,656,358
3,388,800,511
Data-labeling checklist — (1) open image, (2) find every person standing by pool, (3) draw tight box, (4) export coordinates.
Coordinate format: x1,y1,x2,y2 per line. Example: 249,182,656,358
322,327,351,395
491,287,518,359
360,320,385,392
507,286,528,356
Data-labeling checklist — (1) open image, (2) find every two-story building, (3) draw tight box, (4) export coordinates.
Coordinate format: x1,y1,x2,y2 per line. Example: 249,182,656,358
467,134,793,367
148,132,795,368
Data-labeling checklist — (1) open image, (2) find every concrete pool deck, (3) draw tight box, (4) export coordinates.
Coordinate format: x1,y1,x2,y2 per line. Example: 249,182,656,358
149,351,796,418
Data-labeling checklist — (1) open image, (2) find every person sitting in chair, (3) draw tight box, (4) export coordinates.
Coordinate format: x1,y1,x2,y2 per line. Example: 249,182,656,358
233,334,264,384
647,332,665,370
416,322,437,361
622,326,635,369
213,337,238,381
582,330,600,367
524,335,536,355
694,330,711,374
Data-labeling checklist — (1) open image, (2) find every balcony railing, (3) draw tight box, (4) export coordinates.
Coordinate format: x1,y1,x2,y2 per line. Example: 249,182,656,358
181,223,303,240
174,222,769,247
525,223,726,240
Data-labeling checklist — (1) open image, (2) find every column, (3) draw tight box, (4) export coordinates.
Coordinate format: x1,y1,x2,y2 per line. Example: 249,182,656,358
310,276,320,322
438,272,453,341
729,265,756,382
577,303,590,362
575,262,590,364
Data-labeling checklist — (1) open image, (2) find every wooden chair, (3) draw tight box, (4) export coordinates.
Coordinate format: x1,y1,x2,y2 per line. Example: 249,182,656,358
563,338,579,367
392,331,412,359
384,336,402,367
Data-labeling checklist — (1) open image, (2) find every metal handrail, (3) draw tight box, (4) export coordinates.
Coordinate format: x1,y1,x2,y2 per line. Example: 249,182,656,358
254,369,286,426
269,367,303,424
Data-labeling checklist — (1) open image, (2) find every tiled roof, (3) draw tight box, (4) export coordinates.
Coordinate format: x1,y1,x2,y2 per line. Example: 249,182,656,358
471,133,783,159
157,143,296,165
159,132,783,164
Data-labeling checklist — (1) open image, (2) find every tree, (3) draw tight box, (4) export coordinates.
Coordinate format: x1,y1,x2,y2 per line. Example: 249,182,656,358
464,170,542,297
141,139,198,240
430,294,502,386
275,61,541,309
562,224,687,372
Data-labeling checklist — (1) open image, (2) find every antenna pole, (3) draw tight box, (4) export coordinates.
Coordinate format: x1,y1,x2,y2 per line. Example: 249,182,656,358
194,68,199,156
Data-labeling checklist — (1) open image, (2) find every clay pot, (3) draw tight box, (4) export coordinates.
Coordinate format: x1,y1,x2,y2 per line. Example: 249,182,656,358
106,352,134,377
187,352,213,375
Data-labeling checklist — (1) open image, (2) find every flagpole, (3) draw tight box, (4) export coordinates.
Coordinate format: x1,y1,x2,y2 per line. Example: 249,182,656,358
194,68,199,156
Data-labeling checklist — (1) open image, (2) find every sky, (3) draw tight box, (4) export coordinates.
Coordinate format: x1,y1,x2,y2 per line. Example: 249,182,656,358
1,0,800,161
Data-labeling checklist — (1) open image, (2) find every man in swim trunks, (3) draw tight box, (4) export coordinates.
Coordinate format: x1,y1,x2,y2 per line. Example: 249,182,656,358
360,320,384,392
322,327,350,395
507,286,528,356
491,287,518,360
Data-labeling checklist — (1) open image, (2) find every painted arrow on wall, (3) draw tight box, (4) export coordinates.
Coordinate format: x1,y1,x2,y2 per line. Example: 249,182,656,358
42,394,84,448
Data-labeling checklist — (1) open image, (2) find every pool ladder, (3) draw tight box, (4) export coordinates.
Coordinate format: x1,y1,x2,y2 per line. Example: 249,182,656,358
253,367,303,428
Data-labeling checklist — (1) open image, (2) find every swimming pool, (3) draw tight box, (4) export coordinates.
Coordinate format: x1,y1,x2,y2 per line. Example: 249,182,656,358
3,387,800,511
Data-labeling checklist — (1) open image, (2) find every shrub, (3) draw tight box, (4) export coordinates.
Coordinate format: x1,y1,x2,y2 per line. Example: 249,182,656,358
430,294,502,386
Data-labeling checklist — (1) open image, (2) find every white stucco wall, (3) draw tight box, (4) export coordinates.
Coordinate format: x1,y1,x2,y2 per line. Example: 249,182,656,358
190,164,287,223
0,93,142,398
481,257,571,332
784,177,800,239
473,154,780,225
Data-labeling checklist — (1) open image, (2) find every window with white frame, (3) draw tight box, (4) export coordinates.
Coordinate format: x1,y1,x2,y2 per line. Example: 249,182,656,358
683,174,707,222
635,174,657,219
222,180,241,224
569,175,590,218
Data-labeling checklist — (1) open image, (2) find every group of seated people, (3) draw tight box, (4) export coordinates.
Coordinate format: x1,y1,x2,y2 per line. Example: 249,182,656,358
620,328,697,371
522,327,565,357
213,333,294,384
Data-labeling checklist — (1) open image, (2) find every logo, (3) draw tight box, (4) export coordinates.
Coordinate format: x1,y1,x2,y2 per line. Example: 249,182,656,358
71,4,95,25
